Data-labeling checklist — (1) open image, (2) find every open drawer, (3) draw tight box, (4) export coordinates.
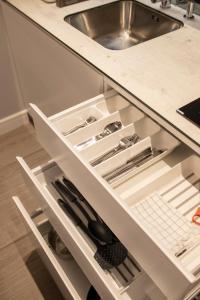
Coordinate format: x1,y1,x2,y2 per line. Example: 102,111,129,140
13,196,91,300
29,90,199,299
15,160,166,300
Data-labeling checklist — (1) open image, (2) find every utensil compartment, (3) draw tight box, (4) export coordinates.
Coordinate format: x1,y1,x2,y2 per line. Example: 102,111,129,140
46,91,180,187
122,155,200,278
79,116,161,166
93,129,179,187
16,158,165,300
66,111,123,147
51,93,137,139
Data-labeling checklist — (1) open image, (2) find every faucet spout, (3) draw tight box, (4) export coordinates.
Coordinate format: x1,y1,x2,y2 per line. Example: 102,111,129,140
151,0,171,9
184,0,200,19
184,0,195,18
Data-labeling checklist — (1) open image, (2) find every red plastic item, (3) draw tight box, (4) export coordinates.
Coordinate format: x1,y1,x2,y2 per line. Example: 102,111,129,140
192,207,200,225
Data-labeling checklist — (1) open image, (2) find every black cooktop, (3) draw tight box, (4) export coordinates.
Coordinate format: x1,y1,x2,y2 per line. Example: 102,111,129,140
177,98,200,128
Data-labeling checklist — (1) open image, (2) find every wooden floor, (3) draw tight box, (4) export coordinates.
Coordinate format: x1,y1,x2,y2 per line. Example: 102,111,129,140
0,124,65,300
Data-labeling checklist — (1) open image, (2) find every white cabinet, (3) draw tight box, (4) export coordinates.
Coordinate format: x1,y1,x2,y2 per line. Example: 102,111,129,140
14,88,200,300
0,3,22,120
2,2,103,117
27,89,196,299
3,3,200,300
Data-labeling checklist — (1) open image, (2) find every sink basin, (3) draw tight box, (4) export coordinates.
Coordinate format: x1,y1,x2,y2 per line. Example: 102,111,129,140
65,0,183,50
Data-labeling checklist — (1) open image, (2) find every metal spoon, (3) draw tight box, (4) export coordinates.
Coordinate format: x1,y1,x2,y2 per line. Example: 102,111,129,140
62,116,97,136
75,121,122,150
90,134,140,166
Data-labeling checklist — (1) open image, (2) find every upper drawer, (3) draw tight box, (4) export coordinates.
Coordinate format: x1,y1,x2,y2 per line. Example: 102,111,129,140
30,90,200,299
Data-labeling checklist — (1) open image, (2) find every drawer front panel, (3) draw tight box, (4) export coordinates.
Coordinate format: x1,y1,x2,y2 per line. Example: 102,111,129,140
13,196,77,300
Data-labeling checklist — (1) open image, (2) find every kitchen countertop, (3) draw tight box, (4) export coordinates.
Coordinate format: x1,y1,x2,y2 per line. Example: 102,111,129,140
4,0,200,152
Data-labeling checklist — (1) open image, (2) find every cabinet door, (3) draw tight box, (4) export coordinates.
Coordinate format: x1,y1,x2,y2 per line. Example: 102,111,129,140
0,4,22,120
2,2,103,116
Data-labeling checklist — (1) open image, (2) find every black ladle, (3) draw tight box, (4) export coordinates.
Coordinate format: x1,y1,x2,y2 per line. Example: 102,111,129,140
62,177,116,244
62,177,101,221
58,198,127,270
53,180,114,244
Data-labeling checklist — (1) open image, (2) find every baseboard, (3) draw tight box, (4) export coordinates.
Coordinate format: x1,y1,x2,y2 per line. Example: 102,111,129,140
0,109,29,135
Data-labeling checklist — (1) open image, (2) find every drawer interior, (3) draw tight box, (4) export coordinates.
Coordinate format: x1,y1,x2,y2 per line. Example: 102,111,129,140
14,196,91,300
50,92,180,187
45,92,200,275
36,220,91,300
122,155,200,276
29,160,166,300
37,155,200,281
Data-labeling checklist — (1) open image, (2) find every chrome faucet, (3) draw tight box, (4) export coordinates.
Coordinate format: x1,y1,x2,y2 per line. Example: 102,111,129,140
151,0,171,9
184,0,195,18
56,0,86,7
184,0,200,18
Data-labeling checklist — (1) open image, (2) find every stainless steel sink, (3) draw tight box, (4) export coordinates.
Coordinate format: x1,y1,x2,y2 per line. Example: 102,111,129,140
65,0,183,50
56,0,87,8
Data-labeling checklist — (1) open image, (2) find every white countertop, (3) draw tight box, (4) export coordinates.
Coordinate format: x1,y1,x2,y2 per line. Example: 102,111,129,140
4,0,200,150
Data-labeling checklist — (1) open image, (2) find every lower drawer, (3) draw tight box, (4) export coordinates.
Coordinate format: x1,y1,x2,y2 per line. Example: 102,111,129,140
13,196,91,300
15,158,166,300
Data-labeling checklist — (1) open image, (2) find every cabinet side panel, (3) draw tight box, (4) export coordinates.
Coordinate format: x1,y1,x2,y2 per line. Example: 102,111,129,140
2,3,103,117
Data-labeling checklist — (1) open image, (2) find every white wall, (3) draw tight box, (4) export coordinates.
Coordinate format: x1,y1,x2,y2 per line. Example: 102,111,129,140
0,2,24,120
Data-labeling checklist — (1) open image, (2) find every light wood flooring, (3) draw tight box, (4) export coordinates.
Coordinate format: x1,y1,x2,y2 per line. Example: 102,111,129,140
0,124,65,300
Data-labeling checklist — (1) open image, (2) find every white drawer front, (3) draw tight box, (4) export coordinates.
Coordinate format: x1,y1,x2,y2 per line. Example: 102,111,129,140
13,196,89,300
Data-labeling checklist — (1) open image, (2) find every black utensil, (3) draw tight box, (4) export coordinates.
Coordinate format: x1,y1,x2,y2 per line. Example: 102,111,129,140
88,221,113,244
94,241,128,270
62,177,101,221
87,286,101,300
54,180,91,221
55,179,114,244
57,198,128,270
62,178,118,240
62,177,116,243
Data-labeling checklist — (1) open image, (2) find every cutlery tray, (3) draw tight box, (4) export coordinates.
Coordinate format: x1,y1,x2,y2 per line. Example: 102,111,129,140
50,92,180,187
